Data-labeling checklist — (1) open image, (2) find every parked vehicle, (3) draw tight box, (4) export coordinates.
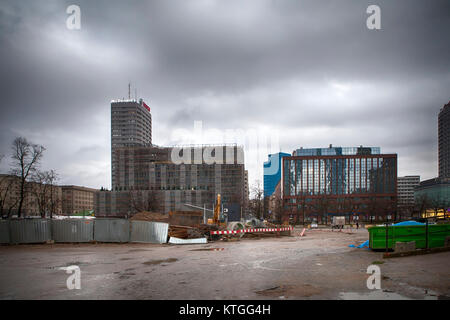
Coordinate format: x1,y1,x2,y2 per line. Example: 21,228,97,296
332,216,345,229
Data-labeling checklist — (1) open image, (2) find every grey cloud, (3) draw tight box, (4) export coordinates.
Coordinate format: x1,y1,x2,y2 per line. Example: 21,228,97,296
0,0,449,188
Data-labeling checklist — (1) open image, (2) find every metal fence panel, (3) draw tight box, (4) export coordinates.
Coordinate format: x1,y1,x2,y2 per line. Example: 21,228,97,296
10,219,51,244
0,220,10,244
130,221,168,244
53,219,94,243
94,219,130,243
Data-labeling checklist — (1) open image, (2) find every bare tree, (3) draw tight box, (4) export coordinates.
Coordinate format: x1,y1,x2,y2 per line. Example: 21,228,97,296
0,175,20,218
314,196,331,224
366,196,381,223
250,180,264,219
430,196,444,219
31,171,49,217
45,170,59,218
295,196,308,225
30,170,59,218
441,199,450,220
129,190,160,213
415,195,431,219
11,137,46,218
272,194,284,224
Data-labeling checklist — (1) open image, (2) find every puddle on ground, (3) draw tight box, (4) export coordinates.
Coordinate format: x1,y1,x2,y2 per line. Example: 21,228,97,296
142,258,178,265
47,261,91,269
119,272,136,279
256,284,321,298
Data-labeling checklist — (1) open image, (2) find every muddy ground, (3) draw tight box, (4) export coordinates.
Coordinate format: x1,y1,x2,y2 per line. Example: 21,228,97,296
0,228,448,300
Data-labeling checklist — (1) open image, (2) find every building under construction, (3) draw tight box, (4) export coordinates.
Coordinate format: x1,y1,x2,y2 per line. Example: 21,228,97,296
96,144,246,216
96,94,247,217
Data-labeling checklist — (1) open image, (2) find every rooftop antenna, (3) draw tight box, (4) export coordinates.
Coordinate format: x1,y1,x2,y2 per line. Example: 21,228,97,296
128,83,131,99
135,87,137,101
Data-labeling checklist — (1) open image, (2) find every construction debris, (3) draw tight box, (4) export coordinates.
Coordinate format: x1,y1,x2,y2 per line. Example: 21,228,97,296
169,225,205,239
130,211,169,223
169,211,203,227
168,237,208,244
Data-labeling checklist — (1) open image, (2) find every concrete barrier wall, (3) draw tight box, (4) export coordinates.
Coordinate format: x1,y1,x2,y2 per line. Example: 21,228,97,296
2,218,169,244
9,219,52,244
130,221,168,244
0,220,10,244
94,219,130,243
52,219,94,243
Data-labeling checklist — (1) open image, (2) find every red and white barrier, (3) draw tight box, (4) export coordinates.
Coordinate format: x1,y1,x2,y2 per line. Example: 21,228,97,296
210,226,293,235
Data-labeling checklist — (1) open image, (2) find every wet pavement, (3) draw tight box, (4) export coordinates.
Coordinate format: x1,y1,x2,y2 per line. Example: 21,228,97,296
0,228,448,300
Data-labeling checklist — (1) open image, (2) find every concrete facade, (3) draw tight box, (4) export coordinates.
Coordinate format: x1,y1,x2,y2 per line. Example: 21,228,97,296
111,99,152,189
61,185,98,215
397,176,420,206
0,174,62,217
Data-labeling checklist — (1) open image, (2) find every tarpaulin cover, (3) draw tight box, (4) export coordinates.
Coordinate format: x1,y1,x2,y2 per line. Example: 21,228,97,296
393,221,424,226
349,240,369,249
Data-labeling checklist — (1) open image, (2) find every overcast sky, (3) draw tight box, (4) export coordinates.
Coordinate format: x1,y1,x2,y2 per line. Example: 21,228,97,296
0,0,449,190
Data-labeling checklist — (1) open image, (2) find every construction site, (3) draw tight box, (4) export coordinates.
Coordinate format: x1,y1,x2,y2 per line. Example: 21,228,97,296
1,193,450,300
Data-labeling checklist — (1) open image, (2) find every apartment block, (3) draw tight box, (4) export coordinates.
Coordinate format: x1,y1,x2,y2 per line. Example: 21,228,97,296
61,185,98,215
0,174,62,217
397,176,420,206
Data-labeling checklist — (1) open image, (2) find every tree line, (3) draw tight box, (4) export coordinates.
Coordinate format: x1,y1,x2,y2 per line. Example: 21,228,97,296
0,137,59,218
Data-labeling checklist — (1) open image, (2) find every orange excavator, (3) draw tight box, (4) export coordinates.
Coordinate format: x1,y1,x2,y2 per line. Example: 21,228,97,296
207,194,227,227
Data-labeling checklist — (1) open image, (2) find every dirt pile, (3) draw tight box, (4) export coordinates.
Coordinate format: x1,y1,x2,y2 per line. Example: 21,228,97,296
130,211,169,223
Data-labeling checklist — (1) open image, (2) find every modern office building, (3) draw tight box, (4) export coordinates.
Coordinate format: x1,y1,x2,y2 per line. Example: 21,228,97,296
111,98,152,189
412,101,450,217
281,145,397,223
264,152,290,198
397,176,420,206
414,178,450,212
438,101,450,180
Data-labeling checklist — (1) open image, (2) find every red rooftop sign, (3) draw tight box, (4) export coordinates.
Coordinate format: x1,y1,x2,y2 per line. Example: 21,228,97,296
143,101,151,112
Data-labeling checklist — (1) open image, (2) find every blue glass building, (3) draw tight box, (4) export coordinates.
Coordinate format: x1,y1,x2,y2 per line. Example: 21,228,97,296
264,152,290,198
282,146,397,223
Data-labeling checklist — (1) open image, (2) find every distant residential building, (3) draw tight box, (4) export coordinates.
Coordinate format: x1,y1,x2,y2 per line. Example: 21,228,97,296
282,145,397,223
111,98,152,189
397,176,420,206
438,101,450,180
264,152,290,198
61,185,98,215
0,174,62,217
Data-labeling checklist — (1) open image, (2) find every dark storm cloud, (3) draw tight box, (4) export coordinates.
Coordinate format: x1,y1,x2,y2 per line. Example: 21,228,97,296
0,0,449,188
